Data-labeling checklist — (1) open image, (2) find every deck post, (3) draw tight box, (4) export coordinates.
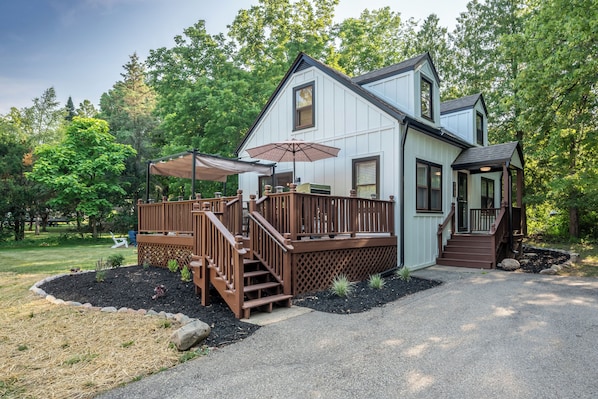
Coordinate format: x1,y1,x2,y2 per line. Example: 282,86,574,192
388,195,395,236
349,189,357,237
289,184,298,240
249,194,256,213
283,232,292,295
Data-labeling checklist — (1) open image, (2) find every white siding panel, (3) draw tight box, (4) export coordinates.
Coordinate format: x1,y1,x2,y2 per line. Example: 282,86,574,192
440,110,473,143
362,73,414,115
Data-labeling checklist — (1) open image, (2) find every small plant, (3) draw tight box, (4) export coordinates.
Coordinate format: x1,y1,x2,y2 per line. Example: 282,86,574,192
152,284,167,300
330,274,355,298
368,273,386,289
95,258,107,283
107,253,125,268
17,344,28,351
167,259,179,273
396,266,411,282
180,265,191,282
142,260,150,270
121,340,134,348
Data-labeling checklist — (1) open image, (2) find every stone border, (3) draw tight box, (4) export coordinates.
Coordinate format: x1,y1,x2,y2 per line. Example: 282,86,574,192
29,269,210,350
521,245,580,275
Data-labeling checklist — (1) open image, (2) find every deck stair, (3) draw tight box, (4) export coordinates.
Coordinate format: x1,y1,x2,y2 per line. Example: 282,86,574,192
436,234,495,269
240,258,292,319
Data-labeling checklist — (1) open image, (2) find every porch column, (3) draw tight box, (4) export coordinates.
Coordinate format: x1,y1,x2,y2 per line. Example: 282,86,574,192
517,168,526,235
502,163,510,208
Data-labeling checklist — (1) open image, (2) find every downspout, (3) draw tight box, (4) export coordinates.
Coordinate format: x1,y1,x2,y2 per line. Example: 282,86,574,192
399,120,410,269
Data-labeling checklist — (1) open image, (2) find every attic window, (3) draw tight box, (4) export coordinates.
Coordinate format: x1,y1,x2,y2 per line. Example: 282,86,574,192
293,82,314,130
420,76,433,121
476,111,484,145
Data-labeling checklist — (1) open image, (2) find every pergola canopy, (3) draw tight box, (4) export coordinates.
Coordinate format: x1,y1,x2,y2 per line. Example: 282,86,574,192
149,151,273,182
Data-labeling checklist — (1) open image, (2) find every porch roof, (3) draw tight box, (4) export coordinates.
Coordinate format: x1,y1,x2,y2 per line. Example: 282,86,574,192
452,141,523,173
149,151,274,182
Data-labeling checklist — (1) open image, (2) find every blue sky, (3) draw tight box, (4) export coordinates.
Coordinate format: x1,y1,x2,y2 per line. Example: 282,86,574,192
0,0,469,114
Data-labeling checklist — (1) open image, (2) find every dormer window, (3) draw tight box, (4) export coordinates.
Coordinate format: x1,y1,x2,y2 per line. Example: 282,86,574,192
420,76,433,120
476,111,484,145
293,82,314,130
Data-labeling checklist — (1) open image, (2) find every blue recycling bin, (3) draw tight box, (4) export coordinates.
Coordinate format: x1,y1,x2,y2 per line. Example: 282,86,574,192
128,230,138,246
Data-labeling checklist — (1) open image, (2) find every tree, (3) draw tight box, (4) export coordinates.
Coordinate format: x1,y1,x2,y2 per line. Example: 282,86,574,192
28,117,135,238
76,100,99,118
517,0,598,238
65,96,76,121
20,87,66,145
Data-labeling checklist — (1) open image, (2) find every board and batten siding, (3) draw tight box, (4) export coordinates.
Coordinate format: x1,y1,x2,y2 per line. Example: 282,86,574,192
238,66,401,203
403,128,462,269
440,99,487,146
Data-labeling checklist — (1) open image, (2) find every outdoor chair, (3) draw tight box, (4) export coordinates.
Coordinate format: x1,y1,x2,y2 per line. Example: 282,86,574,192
110,232,128,248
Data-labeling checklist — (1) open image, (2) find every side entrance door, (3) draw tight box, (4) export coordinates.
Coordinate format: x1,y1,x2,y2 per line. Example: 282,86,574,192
457,172,468,232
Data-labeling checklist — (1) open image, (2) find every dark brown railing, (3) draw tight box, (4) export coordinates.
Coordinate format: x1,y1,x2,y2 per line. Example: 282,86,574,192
247,210,292,296
255,184,395,240
470,208,500,232
437,203,456,256
193,202,246,319
490,204,509,262
138,192,243,235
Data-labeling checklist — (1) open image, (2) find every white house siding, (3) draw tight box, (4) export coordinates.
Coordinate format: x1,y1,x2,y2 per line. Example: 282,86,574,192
440,109,473,143
403,128,462,269
238,66,401,203
362,72,414,116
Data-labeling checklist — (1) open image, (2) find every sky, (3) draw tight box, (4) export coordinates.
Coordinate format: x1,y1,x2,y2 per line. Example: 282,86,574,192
0,0,470,114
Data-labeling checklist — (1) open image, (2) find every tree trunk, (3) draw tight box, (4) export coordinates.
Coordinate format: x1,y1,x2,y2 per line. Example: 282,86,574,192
569,206,579,238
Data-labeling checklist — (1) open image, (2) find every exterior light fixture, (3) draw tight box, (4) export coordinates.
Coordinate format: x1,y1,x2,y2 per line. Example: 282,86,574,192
480,166,491,172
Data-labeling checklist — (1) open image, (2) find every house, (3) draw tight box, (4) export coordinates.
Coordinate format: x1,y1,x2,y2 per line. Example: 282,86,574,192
236,52,524,270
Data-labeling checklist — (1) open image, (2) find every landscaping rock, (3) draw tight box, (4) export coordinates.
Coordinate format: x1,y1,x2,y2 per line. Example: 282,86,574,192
170,319,211,351
101,306,117,313
500,258,521,271
539,268,558,275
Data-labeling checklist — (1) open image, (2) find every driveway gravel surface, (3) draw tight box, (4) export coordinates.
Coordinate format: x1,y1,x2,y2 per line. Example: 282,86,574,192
98,266,598,399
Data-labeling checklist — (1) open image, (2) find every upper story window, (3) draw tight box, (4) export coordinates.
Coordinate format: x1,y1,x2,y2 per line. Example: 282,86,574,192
293,82,314,130
353,156,379,199
476,111,484,145
420,76,433,121
416,159,442,212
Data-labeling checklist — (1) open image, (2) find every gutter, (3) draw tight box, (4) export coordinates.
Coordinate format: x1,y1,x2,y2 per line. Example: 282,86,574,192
399,120,410,268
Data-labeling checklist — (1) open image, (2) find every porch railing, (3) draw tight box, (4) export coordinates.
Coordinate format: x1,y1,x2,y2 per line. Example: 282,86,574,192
437,203,456,256
490,203,509,260
255,184,395,240
470,208,500,232
138,191,243,235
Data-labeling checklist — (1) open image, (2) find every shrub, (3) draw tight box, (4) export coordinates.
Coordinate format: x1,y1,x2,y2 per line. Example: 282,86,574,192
368,273,386,289
396,266,411,282
180,265,191,282
167,259,179,273
106,253,125,268
330,274,354,297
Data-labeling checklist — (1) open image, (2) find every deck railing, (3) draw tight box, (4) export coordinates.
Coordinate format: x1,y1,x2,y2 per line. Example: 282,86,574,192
138,192,243,235
255,184,395,240
470,208,500,232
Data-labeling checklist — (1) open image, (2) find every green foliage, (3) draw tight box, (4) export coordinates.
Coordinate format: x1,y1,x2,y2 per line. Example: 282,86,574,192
180,265,191,282
329,274,354,297
179,346,210,363
95,258,108,282
167,259,179,273
396,266,411,282
368,273,386,290
106,253,125,268
27,117,135,238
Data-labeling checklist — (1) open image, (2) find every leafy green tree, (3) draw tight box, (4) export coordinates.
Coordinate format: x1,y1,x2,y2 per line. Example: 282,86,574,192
517,0,598,238
19,87,66,145
76,100,98,118
28,117,135,238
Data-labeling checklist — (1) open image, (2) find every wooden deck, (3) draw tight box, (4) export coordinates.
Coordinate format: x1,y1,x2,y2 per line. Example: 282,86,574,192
137,185,397,318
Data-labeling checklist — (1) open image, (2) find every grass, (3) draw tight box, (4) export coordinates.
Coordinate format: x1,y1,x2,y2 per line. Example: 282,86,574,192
330,274,355,297
0,228,182,399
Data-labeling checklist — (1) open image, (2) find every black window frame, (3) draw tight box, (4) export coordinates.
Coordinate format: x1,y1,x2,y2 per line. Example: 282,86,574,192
481,177,495,209
293,82,315,130
420,76,433,121
416,159,443,212
352,156,380,199
476,111,484,145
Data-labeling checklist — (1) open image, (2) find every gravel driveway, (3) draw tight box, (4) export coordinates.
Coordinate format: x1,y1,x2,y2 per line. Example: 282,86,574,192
98,267,598,399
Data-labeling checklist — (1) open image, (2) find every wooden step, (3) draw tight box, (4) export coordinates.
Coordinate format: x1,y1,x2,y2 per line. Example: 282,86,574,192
244,270,270,279
242,294,293,319
244,281,281,293
444,245,493,254
439,252,494,262
436,257,493,269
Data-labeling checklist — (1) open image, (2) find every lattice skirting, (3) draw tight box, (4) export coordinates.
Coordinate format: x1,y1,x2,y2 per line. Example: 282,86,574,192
292,245,398,295
137,242,193,269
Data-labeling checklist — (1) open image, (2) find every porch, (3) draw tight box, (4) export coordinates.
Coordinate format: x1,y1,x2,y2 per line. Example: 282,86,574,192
137,184,397,318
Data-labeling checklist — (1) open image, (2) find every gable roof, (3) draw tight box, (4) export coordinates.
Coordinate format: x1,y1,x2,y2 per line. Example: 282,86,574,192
440,93,488,115
235,53,467,155
452,141,523,172
352,53,441,85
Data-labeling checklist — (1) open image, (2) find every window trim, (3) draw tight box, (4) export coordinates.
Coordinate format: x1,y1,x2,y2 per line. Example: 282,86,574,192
352,156,380,199
476,111,484,145
416,159,443,213
293,82,315,131
481,177,495,209
420,76,433,121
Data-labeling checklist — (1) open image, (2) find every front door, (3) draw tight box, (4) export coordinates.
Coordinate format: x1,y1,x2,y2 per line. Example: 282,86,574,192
457,172,468,232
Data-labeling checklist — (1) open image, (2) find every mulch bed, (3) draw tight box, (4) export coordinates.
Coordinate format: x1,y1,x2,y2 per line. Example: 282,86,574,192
39,247,568,347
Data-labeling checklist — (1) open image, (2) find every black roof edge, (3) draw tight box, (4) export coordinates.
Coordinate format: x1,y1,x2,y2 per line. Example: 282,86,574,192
407,117,472,149
353,53,441,86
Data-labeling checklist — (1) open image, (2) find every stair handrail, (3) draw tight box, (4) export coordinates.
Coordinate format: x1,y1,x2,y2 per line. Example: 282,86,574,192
437,203,456,256
248,210,293,296
489,202,509,264
194,202,246,318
